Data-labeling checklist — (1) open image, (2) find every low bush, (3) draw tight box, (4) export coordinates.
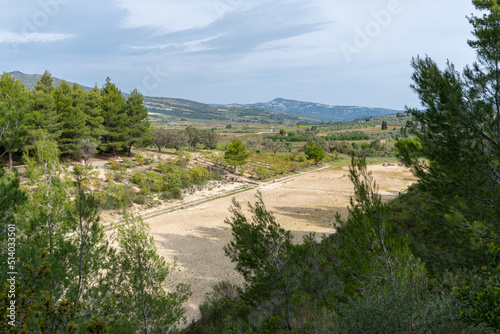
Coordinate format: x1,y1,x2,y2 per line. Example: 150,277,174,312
95,183,135,210
132,171,146,185
133,193,147,205
160,187,182,201
134,153,145,165
121,157,134,168
108,158,122,170
255,167,272,180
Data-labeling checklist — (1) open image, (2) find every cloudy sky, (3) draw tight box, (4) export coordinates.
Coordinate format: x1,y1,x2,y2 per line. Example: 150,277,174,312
0,0,478,110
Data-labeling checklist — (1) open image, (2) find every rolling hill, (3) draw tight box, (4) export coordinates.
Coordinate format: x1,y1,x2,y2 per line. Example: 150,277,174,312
8,71,94,92
142,96,303,123
9,71,304,124
245,98,401,122
8,71,401,123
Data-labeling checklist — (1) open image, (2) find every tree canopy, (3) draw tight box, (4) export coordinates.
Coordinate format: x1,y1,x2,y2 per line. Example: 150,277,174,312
224,139,250,172
0,73,152,164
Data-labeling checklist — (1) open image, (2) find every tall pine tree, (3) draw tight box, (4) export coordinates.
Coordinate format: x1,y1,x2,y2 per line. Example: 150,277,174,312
27,71,62,147
54,81,90,158
100,78,128,157
396,0,500,270
84,84,105,144
124,89,151,156
0,73,29,168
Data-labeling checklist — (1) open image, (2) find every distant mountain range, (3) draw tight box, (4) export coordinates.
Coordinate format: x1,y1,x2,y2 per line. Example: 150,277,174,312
243,98,400,122
8,71,401,123
142,96,302,123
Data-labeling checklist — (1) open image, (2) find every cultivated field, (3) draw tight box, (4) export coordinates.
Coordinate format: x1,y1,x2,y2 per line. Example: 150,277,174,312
145,163,417,325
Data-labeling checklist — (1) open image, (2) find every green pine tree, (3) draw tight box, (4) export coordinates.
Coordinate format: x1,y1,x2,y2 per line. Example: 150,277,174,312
0,72,29,168
396,0,500,272
2,135,118,331
124,89,152,156
100,78,128,157
333,155,408,293
27,70,62,144
224,192,314,331
84,84,105,144
54,81,90,158
304,140,325,164
224,139,250,172
113,215,191,333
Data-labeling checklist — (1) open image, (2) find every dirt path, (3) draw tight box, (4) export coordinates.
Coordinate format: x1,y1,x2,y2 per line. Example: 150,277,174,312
145,164,416,326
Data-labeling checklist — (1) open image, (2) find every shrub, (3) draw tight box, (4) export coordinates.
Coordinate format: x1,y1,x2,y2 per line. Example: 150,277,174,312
331,271,475,334
105,172,113,183
121,157,134,168
114,172,125,182
157,162,171,174
160,187,182,201
176,151,190,168
152,179,165,193
94,190,107,207
132,171,146,185
133,194,147,205
170,186,182,199
200,281,243,327
134,153,145,165
292,152,307,162
92,177,102,190
108,158,122,170
189,167,209,184
139,186,150,196
163,172,182,189
97,183,135,210
255,167,272,180
145,171,161,182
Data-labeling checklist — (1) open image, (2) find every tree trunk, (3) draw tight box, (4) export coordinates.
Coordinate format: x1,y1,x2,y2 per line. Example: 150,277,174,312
128,143,133,157
8,152,12,169
285,292,292,331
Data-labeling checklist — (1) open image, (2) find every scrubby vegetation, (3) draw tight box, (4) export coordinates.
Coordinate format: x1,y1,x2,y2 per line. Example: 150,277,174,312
2,1,499,333
90,153,222,211
0,138,190,332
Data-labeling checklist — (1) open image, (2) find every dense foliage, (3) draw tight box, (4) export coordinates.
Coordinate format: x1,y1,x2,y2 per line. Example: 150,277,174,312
0,72,151,164
0,138,189,333
224,139,251,172
2,1,500,332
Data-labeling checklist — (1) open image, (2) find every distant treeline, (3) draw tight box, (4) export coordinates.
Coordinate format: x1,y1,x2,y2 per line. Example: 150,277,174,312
266,130,368,142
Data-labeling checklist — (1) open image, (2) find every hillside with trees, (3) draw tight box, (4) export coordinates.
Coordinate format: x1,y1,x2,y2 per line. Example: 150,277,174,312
8,72,307,125
9,72,402,125
0,71,151,166
2,0,500,333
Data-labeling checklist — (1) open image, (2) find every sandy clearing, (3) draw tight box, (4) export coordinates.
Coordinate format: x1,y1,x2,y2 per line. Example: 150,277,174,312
145,164,417,325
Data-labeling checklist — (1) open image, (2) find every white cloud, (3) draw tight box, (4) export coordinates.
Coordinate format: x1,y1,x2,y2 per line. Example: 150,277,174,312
116,0,221,33
0,30,75,44
115,0,281,33
126,33,228,52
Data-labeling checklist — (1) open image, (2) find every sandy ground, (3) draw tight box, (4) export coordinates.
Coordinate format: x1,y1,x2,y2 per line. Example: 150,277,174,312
144,164,417,326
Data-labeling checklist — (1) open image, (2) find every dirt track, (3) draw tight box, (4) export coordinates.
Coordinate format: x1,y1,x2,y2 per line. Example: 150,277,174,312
145,164,417,325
